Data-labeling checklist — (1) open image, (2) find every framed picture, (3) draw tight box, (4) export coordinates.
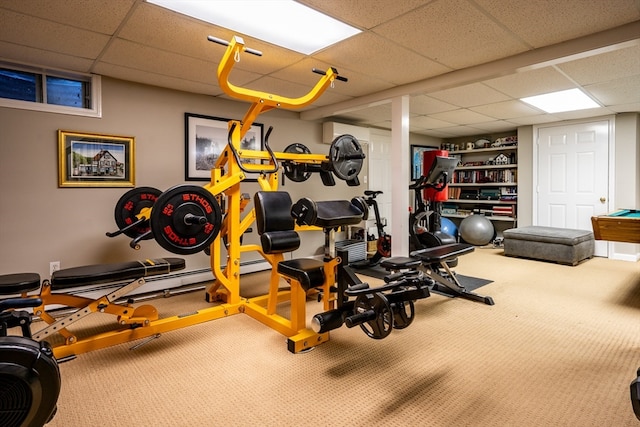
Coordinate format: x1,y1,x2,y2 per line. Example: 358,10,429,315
411,145,437,180
185,113,264,181
58,130,135,187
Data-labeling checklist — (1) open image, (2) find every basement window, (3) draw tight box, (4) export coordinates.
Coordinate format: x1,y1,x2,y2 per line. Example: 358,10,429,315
0,63,101,117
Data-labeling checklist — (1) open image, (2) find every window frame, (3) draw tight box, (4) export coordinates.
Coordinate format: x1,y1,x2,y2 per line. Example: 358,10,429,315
0,62,102,118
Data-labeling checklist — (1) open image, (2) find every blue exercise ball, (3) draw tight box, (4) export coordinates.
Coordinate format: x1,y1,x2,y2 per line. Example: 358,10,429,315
459,214,495,246
440,217,458,239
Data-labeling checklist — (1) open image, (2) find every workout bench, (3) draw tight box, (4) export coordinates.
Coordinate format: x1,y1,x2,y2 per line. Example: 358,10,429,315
0,258,185,357
380,243,495,305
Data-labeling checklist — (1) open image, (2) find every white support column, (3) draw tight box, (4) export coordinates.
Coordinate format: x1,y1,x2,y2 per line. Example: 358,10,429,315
390,95,410,256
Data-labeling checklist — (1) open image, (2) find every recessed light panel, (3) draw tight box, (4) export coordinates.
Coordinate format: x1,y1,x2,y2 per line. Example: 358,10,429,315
520,88,600,113
147,0,361,55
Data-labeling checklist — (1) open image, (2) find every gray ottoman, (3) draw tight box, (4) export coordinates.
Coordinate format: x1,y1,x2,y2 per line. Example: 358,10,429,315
503,226,594,266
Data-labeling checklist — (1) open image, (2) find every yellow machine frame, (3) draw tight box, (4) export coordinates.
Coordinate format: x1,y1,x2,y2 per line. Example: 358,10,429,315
42,36,349,358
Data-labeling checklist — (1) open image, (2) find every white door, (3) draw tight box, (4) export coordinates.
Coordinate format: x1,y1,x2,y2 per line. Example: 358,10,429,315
367,132,392,231
536,120,610,256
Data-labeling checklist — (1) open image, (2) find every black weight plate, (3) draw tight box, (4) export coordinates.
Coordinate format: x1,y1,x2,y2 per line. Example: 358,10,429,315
150,185,222,255
329,134,364,181
350,196,369,221
392,300,415,329
282,143,312,183
354,293,393,339
114,187,162,239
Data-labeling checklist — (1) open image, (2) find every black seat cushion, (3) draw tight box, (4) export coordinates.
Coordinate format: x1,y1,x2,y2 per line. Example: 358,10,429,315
277,258,325,291
0,273,41,294
51,257,185,290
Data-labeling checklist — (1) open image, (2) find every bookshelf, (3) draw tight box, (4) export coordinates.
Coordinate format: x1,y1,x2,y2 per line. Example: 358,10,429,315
442,137,518,228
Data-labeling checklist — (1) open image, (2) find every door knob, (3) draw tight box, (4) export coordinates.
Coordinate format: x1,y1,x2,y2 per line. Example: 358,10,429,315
599,197,606,203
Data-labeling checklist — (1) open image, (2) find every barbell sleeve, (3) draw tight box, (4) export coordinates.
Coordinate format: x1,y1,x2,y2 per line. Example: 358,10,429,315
345,310,377,328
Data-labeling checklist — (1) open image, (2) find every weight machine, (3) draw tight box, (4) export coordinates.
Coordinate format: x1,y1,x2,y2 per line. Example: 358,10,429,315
3,35,368,358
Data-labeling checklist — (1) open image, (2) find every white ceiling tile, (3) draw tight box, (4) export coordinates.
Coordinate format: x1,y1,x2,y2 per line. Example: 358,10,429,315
484,67,576,98
430,109,497,125
585,75,640,105
556,44,640,85
314,32,451,86
428,84,511,108
474,0,640,48
373,0,529,69
470,100,544,119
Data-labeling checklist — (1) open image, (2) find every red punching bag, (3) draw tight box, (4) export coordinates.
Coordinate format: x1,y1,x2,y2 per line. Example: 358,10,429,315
423,150,449,202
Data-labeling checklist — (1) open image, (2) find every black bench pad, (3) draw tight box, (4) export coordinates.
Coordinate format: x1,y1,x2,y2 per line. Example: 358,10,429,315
380,257,422,270
410,243,474,263
277,258,325,291
0,273,41,294
50,258,186,290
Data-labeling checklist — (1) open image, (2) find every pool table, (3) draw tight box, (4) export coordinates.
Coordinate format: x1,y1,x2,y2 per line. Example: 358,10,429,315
591,209,640,244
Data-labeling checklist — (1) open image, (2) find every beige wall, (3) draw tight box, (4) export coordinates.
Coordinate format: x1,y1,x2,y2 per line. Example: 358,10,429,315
0,77,363,279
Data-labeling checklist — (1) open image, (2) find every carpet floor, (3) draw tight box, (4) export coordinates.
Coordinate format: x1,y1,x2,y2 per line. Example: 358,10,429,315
36,248,640,426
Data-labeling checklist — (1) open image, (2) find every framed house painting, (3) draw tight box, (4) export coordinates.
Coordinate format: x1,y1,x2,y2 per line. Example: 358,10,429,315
58,130,135,187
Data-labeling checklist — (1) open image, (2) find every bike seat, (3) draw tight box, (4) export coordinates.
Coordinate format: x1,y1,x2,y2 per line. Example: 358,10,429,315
0,273,41,295
364,190,382,197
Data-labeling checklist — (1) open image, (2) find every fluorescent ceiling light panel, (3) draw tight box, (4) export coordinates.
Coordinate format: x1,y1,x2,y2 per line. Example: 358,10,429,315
520,88,600,113
147,0,361,55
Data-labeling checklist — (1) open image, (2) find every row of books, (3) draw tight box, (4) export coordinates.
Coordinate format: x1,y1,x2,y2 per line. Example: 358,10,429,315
451,169,517,184
447,187,518,201
441,205,515,217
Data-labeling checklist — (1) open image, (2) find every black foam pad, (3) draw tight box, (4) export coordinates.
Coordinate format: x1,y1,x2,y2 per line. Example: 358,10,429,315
0,273,40,294
50,257,185,290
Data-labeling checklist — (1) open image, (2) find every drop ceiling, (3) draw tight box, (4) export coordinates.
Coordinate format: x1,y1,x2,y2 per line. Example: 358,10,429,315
0,0,639,138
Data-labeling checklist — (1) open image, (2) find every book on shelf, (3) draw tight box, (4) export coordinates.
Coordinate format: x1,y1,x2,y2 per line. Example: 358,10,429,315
491,206,514,216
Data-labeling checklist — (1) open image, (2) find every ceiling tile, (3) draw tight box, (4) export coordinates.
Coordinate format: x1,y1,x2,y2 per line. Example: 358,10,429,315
474,0,640,48
0,42,95,73
585,74,640,105
298,0,429,29
430,109,497,125
428,83,511,107
314,32,451,86
470,100,544,119
557,44,640,85
410,115,457,129
410,95,459,115
1,0,135,34
0,9,111,58
484,67,576,98
373,0,529,68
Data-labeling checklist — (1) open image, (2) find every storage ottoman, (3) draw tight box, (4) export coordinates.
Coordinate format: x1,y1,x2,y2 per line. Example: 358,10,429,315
503,226,594,266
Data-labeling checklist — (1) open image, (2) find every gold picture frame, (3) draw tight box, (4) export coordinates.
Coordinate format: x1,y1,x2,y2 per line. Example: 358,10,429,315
58,130,135,187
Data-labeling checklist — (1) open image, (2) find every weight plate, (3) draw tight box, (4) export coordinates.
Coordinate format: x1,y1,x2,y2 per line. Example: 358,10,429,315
114,187,162,239
282,143,312,183
150,185,222,255
350,196,369,220
392,300,415,329
329,134,364,181
353,292,393,339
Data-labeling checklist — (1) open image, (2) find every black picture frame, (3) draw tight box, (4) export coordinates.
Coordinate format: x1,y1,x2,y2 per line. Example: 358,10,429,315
184,113,264,181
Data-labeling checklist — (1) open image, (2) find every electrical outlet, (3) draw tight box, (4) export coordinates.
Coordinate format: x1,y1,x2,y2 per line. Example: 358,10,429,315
50,261,60,276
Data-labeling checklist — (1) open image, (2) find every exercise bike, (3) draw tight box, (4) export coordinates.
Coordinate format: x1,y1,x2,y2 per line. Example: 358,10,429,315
409,154,460,266
0,273,61,427
350,190,391,269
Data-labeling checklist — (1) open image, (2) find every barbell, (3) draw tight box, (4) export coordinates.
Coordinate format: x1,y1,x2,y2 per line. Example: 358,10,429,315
282,134,365,185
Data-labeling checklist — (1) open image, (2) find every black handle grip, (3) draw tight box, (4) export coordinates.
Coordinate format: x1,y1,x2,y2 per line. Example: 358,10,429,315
0,297,42,313
312,67,348,82
106,217,147,238
207,35,263,56
345,310,376,328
